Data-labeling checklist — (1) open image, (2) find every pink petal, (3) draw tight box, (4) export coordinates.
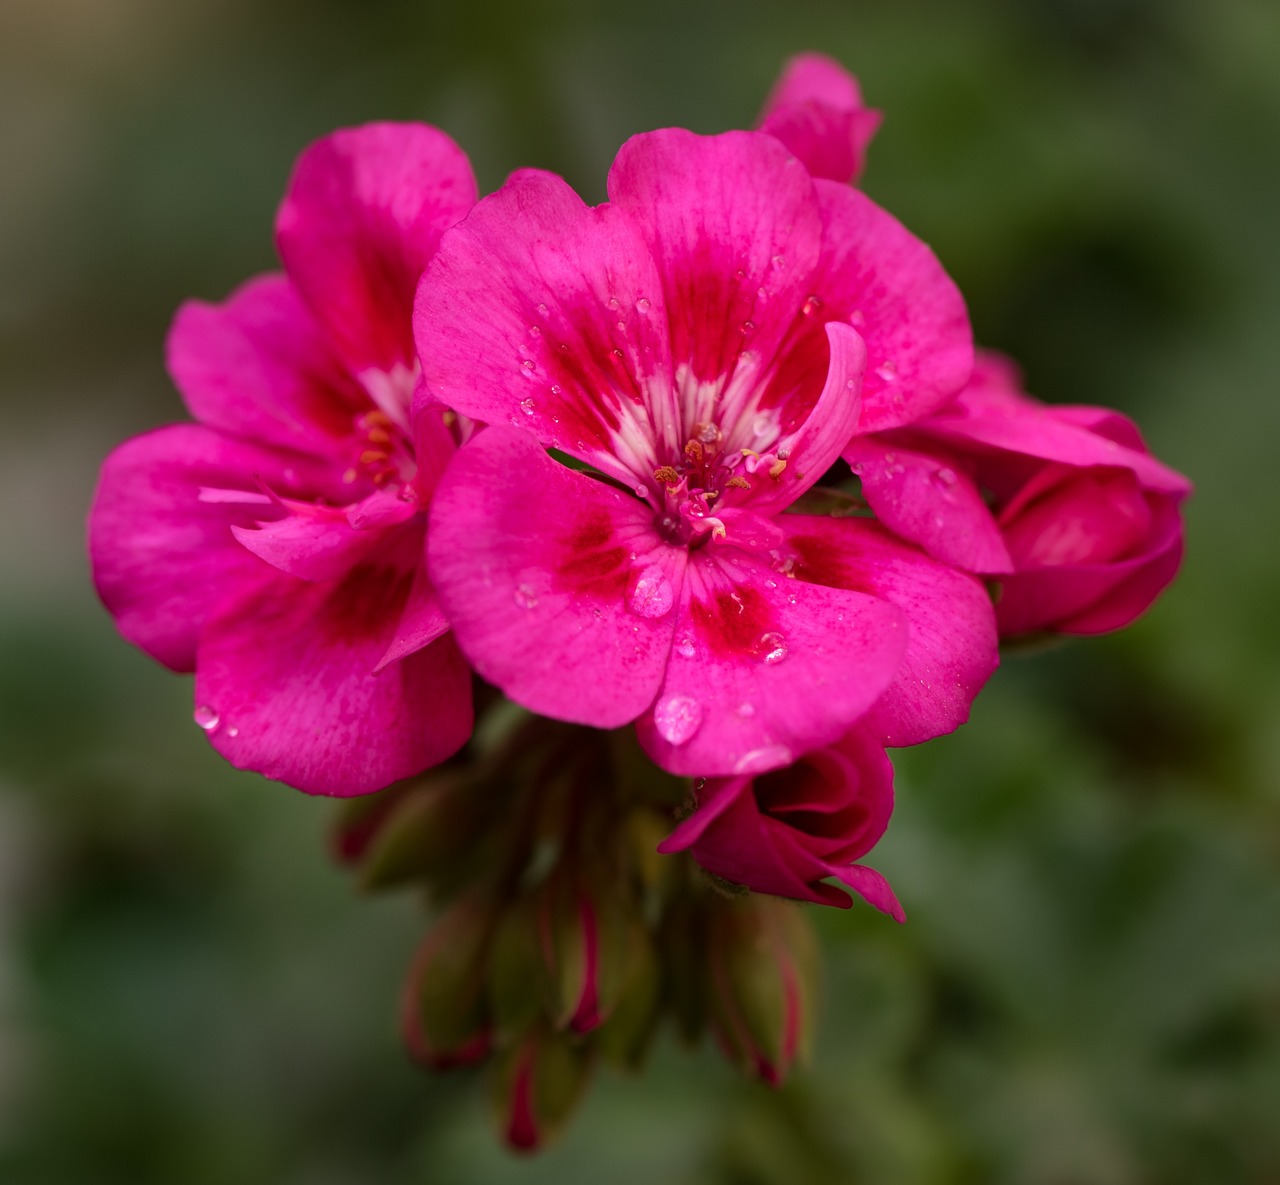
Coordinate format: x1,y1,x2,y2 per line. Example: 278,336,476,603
426,427,683,728
782,518,999,746
167,274,368,459
414,168,676,487
231,499,380,582
89,424,331,672
276,122,477,380
827,863,905,921
757,52,882,183
608,129,824,399
769,180,973,434
996,498,1184,636
636,547,906,776
376,556,449,671
843,436,1013,573
195,530,471,796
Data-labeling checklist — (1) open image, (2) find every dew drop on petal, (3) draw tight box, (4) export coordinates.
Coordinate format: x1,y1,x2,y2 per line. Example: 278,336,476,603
676,635,696,659
653,695,703,745
522,359,536,371
802,294,823,317
550,384,562,396
520,398,535,416
226,726,239,738
736,702,756,718
849,309,865,326
514,583,539,609
536,303,549,315
636,297,651,313
628,565,675,618
193,705,220,732
740,320,755,336
734,744,793,775
754,631,788,664
875,360,898,382
932,466,958,493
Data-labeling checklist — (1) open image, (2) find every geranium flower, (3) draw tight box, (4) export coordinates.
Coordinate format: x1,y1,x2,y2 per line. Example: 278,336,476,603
843,351,1193,635
658,724,903,915
756,52,882,184
89,123,477,794
416,128,997,776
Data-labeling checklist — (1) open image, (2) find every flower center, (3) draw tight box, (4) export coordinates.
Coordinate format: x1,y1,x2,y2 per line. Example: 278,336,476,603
342,409,416,490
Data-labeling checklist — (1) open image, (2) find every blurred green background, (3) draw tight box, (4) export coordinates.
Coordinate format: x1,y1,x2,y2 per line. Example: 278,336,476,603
2,0,1278,1180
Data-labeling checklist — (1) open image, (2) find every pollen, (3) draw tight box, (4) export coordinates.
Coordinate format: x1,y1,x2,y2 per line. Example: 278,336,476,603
653,465,680,487
769,459,787,480
726,475,752,490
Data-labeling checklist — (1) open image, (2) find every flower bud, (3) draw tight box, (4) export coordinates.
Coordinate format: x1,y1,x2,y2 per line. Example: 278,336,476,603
487,897,547,1041
490,1027,594,1153
594,921,662,1071
705,896,818,1087
330,782,412,866
400,896,495,1070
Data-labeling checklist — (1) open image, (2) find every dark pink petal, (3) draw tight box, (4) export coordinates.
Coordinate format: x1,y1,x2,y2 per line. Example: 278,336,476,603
827,863,905,921
376,558,449,671
636,547,906,776
757,52,881,183
231,500,380,582
782,518,999,746
996,498,1184,636
768,180,973,435
195,529,471,796
414,168,676,487
89,424,330,672
924,401,1192,497
427,427,683,728
736,321,866,516
608,129,824,401
277,122,477,381
843,436,1013,573
168,274,368,458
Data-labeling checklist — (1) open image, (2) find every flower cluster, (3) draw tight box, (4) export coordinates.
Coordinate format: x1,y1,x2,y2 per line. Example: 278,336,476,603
89,53,1190,1150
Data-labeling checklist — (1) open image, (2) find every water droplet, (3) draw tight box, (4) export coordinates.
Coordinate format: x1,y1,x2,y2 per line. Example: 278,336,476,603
734,269,747,280
734,744,793,775
771,254,785,268
757,286,768,300
753,631,788,665
226,726,239,738
520,398,535,415
751,412,773,437
514,583,539,609
764,578,777,589
628,565,675,618
875,360,898,382
932,466,958,489
616,320,626,332
636,297,651,313
536,302,549,315
787,593,798,605
549,384,562,396
849,309,865,326
740,320,755,336
193,705,220,732
607,296,620,311
676,635,696,659
529,325,541,337
653,695,703,745
522,359,536,371
736,702,756,718
802,294,823,317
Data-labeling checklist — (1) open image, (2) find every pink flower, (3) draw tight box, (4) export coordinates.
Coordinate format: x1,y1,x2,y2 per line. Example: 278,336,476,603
844,352,1193,636
756,52,882,184
89,123,478,794
416,128,997,775
658,725,903,916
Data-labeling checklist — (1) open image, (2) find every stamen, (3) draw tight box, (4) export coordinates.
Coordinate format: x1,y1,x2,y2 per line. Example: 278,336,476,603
654,465,680,487
768,459,787,480
726,475,751,490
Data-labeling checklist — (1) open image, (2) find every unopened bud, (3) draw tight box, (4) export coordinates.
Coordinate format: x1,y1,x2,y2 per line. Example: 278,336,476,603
330,782,412,866
594,921,662,1071
400,896,495,1070
706,897,818,1087
490,1027,594,1153
487,897,547,1040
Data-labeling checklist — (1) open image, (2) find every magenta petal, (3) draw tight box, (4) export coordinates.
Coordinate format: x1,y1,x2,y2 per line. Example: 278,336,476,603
843,436,1013,573
414,168,675,485
772,181,973,435
826,863,905,921
637,549,906,776
427,427,683,728
195,544,471,796
656,775,749,854
608,129,823,391
376,556,449,671
231,501,380,582
89,424,331,672
277,122,477,378
168,274,367,458
757,52,881,183
783,518,999,746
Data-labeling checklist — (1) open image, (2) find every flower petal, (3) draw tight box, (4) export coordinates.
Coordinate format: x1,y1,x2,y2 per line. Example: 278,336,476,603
757,52,881,183
770,180,973,434
167,274,368,459
89,424,331,672
414,168,676,488
843,436,1013,573
636,547,906,776
427,427,683,728
195,530,471,796
781,517,999,746
277,122,477,380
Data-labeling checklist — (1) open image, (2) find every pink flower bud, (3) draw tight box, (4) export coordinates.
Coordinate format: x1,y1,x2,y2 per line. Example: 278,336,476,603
659,725,904,917
490,1028,594,1153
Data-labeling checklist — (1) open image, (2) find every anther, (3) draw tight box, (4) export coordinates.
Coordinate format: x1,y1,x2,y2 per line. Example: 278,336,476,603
653,465,680,487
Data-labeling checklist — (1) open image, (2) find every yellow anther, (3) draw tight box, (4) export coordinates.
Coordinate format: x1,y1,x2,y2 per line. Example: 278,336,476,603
769,459,788,480
653,465,680,487
726,475,751,490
